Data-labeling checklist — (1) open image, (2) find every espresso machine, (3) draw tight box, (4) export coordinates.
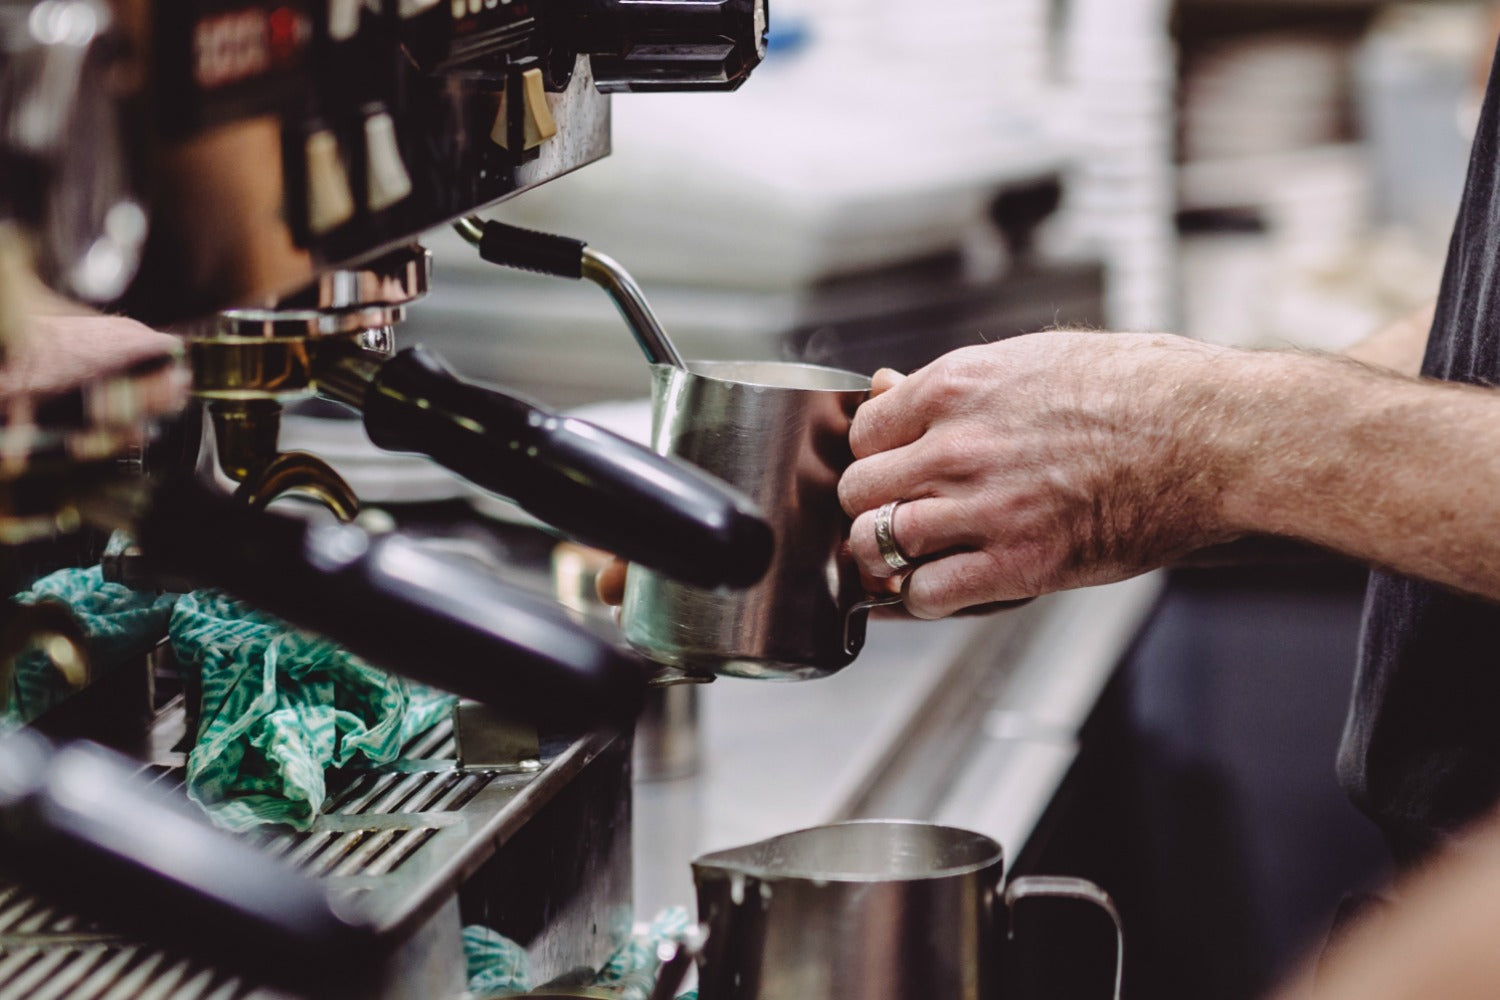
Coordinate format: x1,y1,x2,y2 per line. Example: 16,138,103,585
0,0,767,995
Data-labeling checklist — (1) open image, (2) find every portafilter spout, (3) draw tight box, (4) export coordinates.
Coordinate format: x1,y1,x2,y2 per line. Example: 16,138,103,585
453,217,688,370
185,245,431,518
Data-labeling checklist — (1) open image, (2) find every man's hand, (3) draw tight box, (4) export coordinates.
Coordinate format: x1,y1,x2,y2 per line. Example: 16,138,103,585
0,315,181,401
0,315,187,432
838,331,1243,618
842,322,1500,616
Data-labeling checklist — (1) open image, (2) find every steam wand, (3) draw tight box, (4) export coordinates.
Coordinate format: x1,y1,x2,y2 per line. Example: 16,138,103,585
453,216,688,370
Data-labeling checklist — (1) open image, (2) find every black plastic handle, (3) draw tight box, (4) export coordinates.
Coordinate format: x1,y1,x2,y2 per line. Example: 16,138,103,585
138,480,647,731
478,220,588,278
360,346,773,589
0,730,379,996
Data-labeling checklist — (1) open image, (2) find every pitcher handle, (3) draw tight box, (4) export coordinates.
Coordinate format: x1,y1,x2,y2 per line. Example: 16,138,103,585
1004,875,1124,1000
844,593,905,656
646,923,709,1000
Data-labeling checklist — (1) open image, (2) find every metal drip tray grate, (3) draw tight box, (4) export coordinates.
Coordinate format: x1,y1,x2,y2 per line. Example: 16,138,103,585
0,871,259,1000
0,709,625,1000
190,717,499,884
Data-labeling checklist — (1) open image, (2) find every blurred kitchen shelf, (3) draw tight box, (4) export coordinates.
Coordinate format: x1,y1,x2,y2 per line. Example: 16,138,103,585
405,246,1106,410
1179,0,1385,8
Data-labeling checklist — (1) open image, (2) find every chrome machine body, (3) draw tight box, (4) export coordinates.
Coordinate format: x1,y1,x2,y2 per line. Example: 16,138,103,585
0,0,767,996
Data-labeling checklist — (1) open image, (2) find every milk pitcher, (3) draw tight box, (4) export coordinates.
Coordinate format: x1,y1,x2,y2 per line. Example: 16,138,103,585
691,820,1123,1000
620,360,900,681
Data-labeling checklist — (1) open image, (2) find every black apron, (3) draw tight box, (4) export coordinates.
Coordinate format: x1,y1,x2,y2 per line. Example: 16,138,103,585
1339,39,1500,867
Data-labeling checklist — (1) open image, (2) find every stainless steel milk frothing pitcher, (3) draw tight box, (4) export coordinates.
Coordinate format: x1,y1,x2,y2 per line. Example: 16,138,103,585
620,360,902,680
691,820,1124,1000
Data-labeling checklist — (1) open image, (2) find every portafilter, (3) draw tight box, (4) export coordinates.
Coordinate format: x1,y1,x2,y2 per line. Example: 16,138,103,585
186,245,774,591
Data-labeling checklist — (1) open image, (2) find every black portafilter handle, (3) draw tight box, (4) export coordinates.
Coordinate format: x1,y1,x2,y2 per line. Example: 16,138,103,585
0,729,379,996
137,478,647,731
346,345,773,589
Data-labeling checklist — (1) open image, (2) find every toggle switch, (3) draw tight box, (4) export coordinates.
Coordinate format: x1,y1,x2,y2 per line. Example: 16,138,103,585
305,129,355,234
490,67,557,151
328,0,361,41
364,109,413,211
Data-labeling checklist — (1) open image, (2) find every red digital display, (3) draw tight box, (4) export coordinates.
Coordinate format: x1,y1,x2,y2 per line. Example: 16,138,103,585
194,5,308,89
267,7,300,61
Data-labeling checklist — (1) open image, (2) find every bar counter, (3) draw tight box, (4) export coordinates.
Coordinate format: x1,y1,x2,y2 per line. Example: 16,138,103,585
633,573,1164,917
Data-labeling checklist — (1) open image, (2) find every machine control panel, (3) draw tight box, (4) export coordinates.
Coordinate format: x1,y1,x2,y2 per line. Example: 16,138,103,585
0,0,767,322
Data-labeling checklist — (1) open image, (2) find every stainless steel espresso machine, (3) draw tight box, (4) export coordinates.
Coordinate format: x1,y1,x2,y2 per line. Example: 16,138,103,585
0,0,767,996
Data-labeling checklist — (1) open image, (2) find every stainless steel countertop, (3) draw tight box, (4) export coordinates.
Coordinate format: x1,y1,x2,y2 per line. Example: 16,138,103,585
632,573,1164,917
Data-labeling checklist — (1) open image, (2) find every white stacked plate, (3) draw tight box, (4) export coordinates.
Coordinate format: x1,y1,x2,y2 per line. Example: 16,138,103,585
1182,34,1349,163
1053,0,1179,330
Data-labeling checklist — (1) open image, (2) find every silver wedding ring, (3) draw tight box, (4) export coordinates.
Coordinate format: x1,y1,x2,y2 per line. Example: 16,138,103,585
875,500,915,572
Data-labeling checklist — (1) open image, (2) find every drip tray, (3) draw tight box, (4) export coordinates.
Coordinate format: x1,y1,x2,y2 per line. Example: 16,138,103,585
0,708,634,1000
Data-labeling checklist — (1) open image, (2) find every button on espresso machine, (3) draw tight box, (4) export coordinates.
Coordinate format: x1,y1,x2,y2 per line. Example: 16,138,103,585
0,0,769,995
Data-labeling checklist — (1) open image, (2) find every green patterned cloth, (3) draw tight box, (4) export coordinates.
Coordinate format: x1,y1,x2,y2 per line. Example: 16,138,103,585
6,560,459,833
170,590,455,832
464,925,533,996
595,906,694,996
466,908,697,998
7,565,178,723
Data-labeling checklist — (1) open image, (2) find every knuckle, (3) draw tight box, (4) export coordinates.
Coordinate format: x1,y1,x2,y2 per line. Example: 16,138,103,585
893,501,927,558
922,426,967,471
848,406,882,459
847,509,874,553
924,366,968,409
848,511,893,578
837,465,867,515
904,576,953,620
905,563,971,620
920,353,991,411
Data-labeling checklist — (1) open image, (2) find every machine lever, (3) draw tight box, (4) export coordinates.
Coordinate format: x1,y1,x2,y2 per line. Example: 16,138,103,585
137,478,649,731
0,729,381,996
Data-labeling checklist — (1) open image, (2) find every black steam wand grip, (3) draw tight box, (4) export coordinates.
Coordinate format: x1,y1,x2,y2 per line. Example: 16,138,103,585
0,729,379,997
137,478,647,731
477,220,587,279
331,345,771,589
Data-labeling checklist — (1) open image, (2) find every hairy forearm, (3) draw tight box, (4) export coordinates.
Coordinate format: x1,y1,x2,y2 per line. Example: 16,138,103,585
1205,350,1500,600
1174,303,1438,571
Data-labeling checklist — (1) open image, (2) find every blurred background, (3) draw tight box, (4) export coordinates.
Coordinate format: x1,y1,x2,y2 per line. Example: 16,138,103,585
403,0,1483,402
380,2,1492,998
